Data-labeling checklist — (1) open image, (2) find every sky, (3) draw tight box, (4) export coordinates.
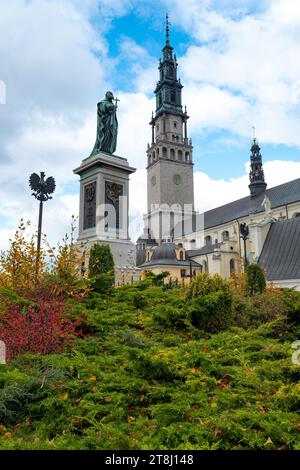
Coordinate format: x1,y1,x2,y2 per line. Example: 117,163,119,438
1,0,300,248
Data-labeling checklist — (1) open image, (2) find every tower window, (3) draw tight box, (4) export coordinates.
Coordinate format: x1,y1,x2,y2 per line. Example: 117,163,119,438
174,122,177,129
178,150,183,161
170,149,175,160
230,259,235,275
185,152,190,161
171,90,176,103
205,236,212,246
222,231,230,241
162,147,167,158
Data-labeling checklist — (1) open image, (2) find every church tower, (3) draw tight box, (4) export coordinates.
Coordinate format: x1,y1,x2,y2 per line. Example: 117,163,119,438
249,137,267,198
143,15,195,247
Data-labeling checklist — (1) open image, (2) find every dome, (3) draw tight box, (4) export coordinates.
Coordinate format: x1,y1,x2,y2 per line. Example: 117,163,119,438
151,243,178,261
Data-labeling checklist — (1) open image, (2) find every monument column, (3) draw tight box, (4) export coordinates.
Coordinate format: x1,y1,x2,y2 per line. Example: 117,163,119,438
74,91,136,269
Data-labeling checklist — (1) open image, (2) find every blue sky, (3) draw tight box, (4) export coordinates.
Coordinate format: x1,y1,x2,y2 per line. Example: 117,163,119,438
1,0,300,247
99,2,300,179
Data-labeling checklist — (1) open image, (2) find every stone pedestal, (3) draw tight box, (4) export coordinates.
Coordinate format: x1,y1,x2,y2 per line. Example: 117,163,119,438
74,151,136,268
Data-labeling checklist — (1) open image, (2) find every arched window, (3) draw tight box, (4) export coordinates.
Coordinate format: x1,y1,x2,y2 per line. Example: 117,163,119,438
170,148,175,160
178,243,183,248
178,150,183,161
173,122,177,129
179,251,184,261
162,147,167,158
293,212,300,218
205,235,212,245
156,148,159,158
148,155,151,166
185,152,190,161
152,151,155,161
230,259,235,275
147,252,150,262
222,231,230,241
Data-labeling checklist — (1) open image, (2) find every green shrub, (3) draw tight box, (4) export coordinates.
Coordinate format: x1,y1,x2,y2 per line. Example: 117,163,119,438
91,273,115,295
281,289,300,324
246,264,266,295
186,273,233,332
153,304,189,330
232,290,288,329
144,271,170,286
88,244,114,278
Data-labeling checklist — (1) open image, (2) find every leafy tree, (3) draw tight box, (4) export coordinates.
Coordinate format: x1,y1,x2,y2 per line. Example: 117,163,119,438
246,264,266,296
88,244,114,278
0,218,88,300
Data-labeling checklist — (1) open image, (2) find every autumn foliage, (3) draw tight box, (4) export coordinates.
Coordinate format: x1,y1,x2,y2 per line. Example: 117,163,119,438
0,218,88,361
0,300,82,361
0,218,89,300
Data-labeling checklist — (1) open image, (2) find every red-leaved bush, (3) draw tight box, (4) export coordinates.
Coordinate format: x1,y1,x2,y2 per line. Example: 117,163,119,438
0,301,82,361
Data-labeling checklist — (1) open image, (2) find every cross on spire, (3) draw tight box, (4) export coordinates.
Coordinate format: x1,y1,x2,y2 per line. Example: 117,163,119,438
166,13,170,45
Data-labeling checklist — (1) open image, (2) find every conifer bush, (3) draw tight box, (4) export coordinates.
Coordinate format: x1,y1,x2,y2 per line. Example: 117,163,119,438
245,264,266,295
88,244,115,294
186,273,233,332
88,244,114,277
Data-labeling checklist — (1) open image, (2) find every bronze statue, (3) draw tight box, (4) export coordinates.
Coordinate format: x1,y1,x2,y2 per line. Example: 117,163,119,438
90,91,119,156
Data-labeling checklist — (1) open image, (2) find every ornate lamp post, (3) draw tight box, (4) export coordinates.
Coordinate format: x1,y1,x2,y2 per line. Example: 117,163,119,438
239,223,249,270
29,172,56,273
189,257,193,281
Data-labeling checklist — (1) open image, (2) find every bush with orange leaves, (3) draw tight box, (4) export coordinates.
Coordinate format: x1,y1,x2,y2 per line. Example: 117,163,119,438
0,217,89,360
0,217,90,303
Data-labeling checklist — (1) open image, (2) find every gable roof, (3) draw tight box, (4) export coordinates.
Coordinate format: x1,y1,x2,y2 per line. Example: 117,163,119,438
186,243,222,257
183,178,300,234
258,217,300,281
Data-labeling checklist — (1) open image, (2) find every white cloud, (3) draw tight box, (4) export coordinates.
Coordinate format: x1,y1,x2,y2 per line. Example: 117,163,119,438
157,0,300,146
117,92,155,167
1,0,300,252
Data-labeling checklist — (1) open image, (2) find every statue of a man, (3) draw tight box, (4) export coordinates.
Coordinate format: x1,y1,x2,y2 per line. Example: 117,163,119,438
90,91,118,156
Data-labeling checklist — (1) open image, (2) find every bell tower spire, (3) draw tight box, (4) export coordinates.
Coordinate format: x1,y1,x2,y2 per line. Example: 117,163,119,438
249,132,267,198
143,15,195,247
